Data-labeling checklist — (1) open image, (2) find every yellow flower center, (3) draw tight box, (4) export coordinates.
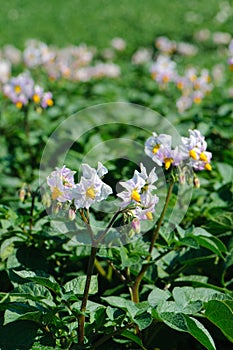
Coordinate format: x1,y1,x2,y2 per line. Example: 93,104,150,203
193,96,202,104
47,98,54,107
14,85,21,93
177,81,184,90
33,94,40,104
199,152,208,162
131,189,141,202
52,187,62,200
164,158,173,170
146,212,153,220
190,74,197,82
16,101,23,109
189,149,198,160
205,163,212,171
162,75,169,83
86,187,96,199
152,144,160,154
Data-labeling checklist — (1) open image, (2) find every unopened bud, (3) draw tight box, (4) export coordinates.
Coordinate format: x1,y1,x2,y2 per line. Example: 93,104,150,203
194,176,200,188
19,187,26,202
179,172,186,185
52,202,62,214
131,217,141,234
42,192,51,208
68,207,76,221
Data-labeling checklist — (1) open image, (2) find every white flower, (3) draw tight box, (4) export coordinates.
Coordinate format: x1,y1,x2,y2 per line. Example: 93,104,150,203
47,166,76,202
73,163,112,209
117,163,159,220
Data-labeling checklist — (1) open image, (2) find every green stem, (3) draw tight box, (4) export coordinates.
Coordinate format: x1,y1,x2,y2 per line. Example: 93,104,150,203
77,209,127,344
78,245,98,345
131,180,174,303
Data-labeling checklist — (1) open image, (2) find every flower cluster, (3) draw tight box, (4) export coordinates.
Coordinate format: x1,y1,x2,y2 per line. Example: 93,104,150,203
145,129,212,173
47,162,160,233
175,68,212,113
47,162,112,214
46,129,212,234
150,54,212,112
22,39,120,82
150,55,177,84
155,36,198,56
3,72,53,109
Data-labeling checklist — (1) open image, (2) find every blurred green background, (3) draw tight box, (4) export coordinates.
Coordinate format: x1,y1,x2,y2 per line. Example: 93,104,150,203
1,0,232,52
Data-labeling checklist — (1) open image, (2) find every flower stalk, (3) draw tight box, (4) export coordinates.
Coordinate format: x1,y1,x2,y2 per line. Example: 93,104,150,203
131,179,174,303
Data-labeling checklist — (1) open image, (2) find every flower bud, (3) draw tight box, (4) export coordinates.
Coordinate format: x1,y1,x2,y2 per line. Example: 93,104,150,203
68,207,76,221
193,176,200,188
42,192,51,208
19,187,26,202
131,217,141,234
52,202,62,214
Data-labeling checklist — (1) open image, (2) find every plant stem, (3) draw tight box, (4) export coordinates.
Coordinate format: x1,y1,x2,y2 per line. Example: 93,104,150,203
131,180,174,303
77,209,126,344
78,245,98,344
29,191,36,234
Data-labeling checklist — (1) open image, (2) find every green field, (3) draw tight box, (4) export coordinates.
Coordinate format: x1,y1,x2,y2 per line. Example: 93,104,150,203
1,0,230,51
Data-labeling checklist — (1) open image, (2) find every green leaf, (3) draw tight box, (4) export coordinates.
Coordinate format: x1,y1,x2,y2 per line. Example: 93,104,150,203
183,315,216,350
205,299,233,342
157,312,216,350
4,302,42,325
121,329,147,350
10,282,56,307
63,275,98,295
13,270,61,295
134,312,152,330
4,309,42,325
216,162,233,184
0,237,23,261
102,296,134,310
148,287,171,307
178,236,200,249
194,236,226,258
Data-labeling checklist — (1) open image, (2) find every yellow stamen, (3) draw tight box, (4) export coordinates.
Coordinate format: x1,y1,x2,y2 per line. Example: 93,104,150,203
146,212,153,220
190,74,197,82
86,187,96,199
193,96,202,104
164,158,173,170
16,101,23,109
189,149,198,160
199,152,208,162
162,75,169,83
131,189,141,202
33,94,40,104
205,163,212,171
152,144,160,154
14,85,21,93
52,187,62,200
194,83,200,89
46,98,54,107
177,82,184,90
